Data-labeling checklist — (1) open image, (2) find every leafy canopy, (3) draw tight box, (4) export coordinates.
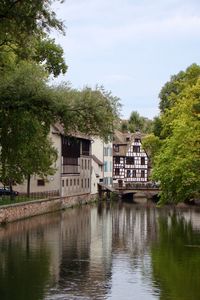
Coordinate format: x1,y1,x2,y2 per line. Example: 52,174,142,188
153,80,200,203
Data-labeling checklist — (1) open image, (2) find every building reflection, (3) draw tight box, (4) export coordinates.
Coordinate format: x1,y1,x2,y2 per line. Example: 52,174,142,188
1,204,200,300
56,205,112,299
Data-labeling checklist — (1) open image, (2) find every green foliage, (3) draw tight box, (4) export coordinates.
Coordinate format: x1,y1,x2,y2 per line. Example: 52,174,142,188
34,38,67,76
149,64,200,203
152,81,200,204
53,84,121,141
120,121,129,133
0,110,57,187
127,111,153,133
0,1,67,77
0,62,121,189
159,63,200,113
0,0,121,192
152,116,163,137
142,134,162,166
0,0,64,48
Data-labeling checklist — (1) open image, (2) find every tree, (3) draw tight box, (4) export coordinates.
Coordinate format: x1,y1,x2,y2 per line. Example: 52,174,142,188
152,81,200,204
0,62,121,191
142,134,162,166
120,120,129,133
33,38,67,76
0,0,121,194
159,63,200,113
0,1,67,77
0,0,64,48
152,116,163,138
52,84,121,141
128,111,153,133
0,111,57,196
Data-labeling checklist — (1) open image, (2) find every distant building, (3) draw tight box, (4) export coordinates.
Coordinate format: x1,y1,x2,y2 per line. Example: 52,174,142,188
91,138,104,195
103,141,113,186
113,130,149,185
91,138,113,195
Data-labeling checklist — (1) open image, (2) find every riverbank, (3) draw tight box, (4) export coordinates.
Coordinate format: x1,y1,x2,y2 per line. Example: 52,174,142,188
0,193,97,225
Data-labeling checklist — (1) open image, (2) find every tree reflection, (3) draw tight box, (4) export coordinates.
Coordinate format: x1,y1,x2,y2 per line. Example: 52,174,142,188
0,231,51,300
151,212,200,300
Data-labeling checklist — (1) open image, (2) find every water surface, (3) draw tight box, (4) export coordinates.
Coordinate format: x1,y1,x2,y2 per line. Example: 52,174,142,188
0,202,200,300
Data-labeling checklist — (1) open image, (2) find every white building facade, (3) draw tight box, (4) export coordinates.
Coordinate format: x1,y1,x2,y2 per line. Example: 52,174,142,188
113,131,148,184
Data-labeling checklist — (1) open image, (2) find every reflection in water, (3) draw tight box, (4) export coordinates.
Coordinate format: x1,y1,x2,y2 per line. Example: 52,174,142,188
151,210,200,300
0,204,200,299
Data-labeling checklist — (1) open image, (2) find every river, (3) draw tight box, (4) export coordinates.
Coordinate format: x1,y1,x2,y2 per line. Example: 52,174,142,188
0,202,200,300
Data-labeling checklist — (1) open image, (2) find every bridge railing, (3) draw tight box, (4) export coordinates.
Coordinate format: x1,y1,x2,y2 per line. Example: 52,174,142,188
114,181,159,190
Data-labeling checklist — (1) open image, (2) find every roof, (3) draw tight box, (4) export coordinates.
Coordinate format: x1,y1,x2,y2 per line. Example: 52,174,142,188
113,130,146,156
92,155,103,166
52,123,92,141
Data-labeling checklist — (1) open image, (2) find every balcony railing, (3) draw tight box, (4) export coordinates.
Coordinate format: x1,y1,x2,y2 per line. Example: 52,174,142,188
62,165,80,174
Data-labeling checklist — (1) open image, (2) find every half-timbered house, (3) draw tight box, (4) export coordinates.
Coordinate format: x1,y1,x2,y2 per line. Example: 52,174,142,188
113,130,149,184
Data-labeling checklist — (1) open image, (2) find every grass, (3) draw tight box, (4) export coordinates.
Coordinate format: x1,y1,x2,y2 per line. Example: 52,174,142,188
0,195,49,206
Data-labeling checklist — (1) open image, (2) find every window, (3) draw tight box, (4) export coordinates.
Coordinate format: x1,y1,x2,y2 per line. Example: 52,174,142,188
126,157,135,165
135,138,140,143
66,179,68,186
85,179,87,188
37,179,45,186
74,178,76,185
104,177,108,185
77,179,79,186
115,168,120,176
62,180,64,187
126,137,130,142
88,160,90,169
81,179,83,188
141,170,145,178
114,144,119,152
115,156,120,164
133,146,140,153
132,170,136,177
141,157,145,165
104,161,108,172
70,179,72,186
104,147,108,156
127,170,131,178
85,159,87,169
88,178,90,188
82,140,90,156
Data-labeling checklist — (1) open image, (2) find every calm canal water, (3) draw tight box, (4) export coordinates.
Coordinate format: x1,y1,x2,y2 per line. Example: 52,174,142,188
0,202,200,300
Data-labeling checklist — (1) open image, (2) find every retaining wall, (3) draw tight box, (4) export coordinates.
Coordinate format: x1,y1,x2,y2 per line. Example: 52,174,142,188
0,193,97,224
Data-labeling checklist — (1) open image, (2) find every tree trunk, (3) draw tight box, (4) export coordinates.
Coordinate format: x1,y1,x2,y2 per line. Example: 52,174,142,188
9,179,13,200
27,175,31,198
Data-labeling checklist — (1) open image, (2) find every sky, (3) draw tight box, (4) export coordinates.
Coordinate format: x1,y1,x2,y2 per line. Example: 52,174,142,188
52,0,200,119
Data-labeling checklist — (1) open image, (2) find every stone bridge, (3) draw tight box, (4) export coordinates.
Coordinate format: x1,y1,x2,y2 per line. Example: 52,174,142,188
98,182,160,202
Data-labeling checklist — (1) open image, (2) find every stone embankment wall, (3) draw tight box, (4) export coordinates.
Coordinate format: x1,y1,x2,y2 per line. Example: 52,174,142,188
0,193,97,224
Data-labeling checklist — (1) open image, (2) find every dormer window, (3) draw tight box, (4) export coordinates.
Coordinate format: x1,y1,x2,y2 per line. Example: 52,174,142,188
135,138,140,143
